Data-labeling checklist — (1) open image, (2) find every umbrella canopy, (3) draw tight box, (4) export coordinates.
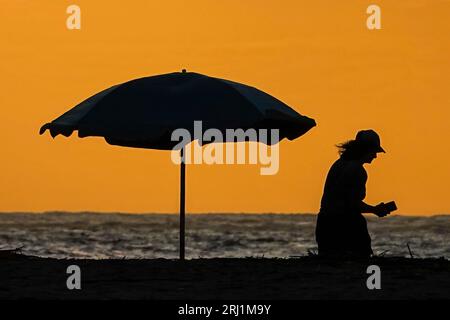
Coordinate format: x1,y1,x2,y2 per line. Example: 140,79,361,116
40,71,316,149
40,70,316,260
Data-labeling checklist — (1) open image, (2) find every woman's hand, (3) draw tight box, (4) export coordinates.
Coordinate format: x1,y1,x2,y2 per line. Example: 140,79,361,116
373,202,390,217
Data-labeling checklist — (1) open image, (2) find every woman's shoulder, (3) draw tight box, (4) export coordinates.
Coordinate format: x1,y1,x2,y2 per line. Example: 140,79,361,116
334,158,367,177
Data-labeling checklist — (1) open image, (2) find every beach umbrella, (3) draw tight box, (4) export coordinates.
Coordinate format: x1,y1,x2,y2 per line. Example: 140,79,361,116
40,70,316,260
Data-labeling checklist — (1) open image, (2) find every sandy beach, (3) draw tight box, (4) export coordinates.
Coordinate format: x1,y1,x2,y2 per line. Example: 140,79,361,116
0,252,448,300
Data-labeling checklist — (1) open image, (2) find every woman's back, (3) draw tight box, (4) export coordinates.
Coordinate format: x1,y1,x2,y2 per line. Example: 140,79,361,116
320,158,367,216
316,157,372,257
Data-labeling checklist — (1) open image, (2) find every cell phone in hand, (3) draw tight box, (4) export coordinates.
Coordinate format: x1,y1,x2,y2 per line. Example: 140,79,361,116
384,201,397,213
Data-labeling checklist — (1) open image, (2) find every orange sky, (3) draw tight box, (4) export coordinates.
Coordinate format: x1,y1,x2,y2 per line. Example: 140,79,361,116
1,1,449,215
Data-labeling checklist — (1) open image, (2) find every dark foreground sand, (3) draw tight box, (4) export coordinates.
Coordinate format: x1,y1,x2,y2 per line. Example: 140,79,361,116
0,252,448,299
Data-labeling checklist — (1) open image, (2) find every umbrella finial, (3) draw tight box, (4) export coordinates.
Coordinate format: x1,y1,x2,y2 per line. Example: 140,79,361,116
182,69,187,73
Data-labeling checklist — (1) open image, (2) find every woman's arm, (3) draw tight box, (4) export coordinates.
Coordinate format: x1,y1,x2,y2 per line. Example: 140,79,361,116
360,201,376,213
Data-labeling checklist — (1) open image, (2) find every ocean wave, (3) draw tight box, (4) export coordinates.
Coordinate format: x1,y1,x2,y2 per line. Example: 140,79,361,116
0,213,448,259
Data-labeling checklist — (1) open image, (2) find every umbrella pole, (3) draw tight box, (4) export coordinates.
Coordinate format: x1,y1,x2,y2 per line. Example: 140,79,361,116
179,148,186,260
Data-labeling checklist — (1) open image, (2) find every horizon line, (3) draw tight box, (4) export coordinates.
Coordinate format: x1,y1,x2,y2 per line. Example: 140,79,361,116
0,211,448,217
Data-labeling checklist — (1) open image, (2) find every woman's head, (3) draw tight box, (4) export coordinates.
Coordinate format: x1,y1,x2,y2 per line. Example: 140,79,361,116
337,130,385,163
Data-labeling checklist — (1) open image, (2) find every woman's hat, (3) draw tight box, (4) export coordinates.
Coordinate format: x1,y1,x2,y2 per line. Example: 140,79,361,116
355,129,385,153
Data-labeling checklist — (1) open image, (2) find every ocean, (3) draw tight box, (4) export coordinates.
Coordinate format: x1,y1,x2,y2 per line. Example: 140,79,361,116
0,213,448,259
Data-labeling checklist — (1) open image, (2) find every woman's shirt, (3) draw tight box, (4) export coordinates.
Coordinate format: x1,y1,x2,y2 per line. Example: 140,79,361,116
319,157,367,216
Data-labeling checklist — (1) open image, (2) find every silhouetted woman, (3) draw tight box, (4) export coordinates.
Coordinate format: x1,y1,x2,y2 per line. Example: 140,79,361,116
316,130,390,258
